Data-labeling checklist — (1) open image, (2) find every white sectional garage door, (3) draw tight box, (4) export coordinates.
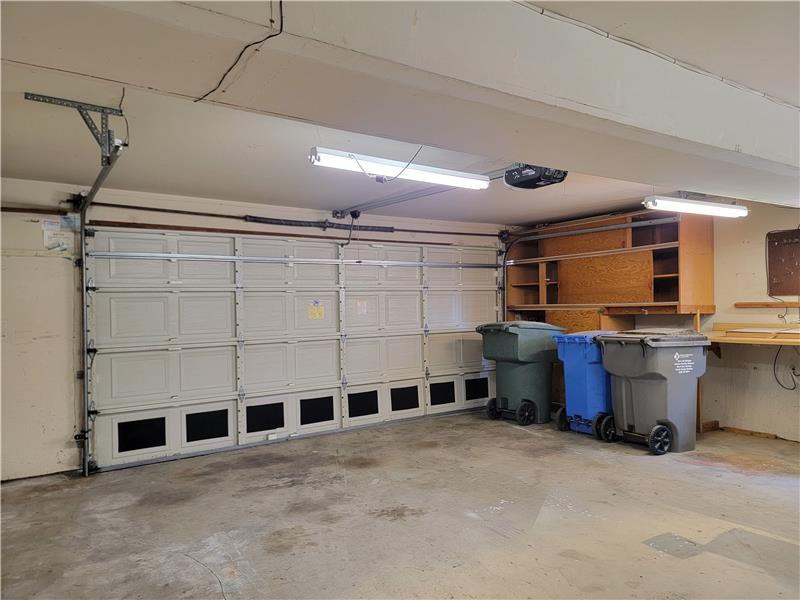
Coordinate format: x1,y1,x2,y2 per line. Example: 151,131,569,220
87,228,498,468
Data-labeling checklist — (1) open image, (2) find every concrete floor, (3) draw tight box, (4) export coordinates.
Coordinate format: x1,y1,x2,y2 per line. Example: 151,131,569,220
2,413,799,599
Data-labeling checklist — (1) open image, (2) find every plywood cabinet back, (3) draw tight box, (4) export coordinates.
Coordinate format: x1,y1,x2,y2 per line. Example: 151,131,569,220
558,251,653,304
538,218,628,256
678,215,714,310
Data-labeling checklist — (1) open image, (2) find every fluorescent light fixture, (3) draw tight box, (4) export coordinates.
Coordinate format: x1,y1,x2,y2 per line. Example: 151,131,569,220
643,195,748,218
309,147,490,190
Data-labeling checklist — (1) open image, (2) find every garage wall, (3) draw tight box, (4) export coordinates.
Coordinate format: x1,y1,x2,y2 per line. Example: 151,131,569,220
703,200,800,441
1,213,81,479
1,177,501,479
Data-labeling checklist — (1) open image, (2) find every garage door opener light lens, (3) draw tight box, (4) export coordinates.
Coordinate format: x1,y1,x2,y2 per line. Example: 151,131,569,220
643,196,748,218
309,147,490,190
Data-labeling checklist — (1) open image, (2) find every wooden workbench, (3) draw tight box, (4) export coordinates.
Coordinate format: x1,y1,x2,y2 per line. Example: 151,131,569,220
707,322,800,347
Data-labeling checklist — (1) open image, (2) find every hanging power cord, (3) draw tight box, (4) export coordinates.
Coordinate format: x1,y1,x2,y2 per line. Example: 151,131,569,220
772,345,800,391
194,0,284,102
118,87,130,146
349,145,425,184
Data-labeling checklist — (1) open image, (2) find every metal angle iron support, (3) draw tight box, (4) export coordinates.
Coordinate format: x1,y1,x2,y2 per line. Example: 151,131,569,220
25,92,127,476
25,92,126,167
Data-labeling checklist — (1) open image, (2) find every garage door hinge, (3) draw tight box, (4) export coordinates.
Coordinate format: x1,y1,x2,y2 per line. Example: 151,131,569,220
341,376,347,388
425,367,430,380
84,228,96,238
73,428,91,445
423,324,430,336
238,386,246,402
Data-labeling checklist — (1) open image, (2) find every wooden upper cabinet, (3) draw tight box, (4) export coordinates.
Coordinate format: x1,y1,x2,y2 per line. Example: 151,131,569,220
505,210,715,318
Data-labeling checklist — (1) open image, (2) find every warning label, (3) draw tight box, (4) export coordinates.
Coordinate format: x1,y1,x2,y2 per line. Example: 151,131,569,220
307,299,325,320
673,351,695,374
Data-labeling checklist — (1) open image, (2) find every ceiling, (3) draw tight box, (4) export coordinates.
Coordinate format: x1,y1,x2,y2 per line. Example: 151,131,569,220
1,62,669,225
536,1,799,107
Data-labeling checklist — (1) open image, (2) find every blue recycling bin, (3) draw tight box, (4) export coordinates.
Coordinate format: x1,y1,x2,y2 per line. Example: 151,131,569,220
552,331,614,437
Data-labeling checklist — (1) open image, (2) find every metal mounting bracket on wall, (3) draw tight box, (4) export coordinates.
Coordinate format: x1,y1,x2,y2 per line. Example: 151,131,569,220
25,91,127,477
25,92,126,166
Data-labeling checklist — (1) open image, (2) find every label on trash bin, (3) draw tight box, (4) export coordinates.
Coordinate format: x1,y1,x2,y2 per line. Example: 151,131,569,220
673,351,695,374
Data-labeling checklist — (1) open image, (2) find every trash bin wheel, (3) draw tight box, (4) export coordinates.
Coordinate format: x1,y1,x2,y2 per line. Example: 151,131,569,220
592,413,607,440
600,415,617,442
648,424,672,455
486,398,502,420
555,406,569,431
516,401,536,426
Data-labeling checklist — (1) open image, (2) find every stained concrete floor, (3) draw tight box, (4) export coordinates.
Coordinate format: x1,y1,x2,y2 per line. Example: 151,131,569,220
2,413,799,599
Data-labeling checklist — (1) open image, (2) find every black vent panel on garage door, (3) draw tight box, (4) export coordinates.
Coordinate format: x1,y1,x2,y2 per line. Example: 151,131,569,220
118,417,167,453
247,403,285,433
465,377,489,401
348,390,379,418
186,409,229,442
430,381,456,405
300,396,335,425
390,385,419,411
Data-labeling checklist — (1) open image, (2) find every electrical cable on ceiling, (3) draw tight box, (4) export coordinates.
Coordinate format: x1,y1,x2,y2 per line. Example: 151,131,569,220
118,87,130,146
194,0,284,102
772,345,799,391
378,145,424,183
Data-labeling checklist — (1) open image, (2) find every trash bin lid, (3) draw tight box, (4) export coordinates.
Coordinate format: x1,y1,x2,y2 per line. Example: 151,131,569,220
595,328,710,347
476,321,564,334
552,330,616,344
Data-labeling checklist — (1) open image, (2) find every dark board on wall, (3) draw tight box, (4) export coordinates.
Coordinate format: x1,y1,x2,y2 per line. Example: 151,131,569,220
767,229,800,296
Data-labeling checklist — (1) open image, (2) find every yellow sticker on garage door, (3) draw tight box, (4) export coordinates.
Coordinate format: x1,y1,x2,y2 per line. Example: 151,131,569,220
307,300,325,320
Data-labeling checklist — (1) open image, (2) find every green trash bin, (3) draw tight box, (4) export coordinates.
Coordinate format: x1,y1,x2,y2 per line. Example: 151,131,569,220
476,321,565,425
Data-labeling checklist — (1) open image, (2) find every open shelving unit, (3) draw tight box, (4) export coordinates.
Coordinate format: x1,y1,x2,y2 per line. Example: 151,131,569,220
504,209,714,332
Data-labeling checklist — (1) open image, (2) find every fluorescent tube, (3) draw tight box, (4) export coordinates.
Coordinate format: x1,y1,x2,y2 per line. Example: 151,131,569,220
643,195,748,218
309,147,490,190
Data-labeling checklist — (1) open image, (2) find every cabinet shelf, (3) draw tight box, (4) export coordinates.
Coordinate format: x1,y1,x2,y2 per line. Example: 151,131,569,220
653,273,679,279
506,241,679,265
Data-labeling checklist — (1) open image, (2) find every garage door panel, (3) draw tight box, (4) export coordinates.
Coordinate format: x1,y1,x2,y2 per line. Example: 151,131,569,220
384,247,421,285
178,293,236,341
179,346,237,397
461,332,490,369
344,338,382,382
180,401,236,451
384,292,422,330
241,239,288,285
343,245,381,284
242,393,295,442
295,340,339,385
345,293,380,331
425,248,459,287
291,243,338,286
428,333,461,373
460,249,497,285
243,343,294,391
296,388,341,434
294,293,339,334
176,237,235,285
427,292,460,329
94,351,175,408
462,291,497,327
94,293,174,346
242,292,289,338
384,335,423,378
96,233,173,285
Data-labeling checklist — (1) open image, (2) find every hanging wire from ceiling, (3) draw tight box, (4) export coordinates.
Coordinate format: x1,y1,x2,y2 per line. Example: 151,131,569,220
194,0,284,103
118,87,130,146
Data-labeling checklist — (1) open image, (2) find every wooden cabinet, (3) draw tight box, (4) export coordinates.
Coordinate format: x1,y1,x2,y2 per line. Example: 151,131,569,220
505,210,714,331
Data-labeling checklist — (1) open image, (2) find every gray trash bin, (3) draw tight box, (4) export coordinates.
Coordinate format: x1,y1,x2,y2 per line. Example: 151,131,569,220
476,321,564,425
595,329,710,454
